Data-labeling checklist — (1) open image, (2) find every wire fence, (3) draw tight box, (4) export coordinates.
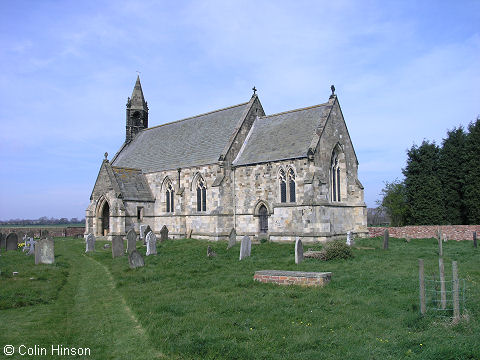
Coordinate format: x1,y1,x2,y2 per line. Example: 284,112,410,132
424,277,466,316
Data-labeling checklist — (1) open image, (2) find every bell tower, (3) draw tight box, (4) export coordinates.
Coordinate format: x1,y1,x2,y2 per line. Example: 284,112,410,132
126,75,148,143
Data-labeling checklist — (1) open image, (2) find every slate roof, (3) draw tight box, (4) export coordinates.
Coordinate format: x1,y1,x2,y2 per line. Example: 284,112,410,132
233,103,332,166
111,166,154,202
112,102,251,172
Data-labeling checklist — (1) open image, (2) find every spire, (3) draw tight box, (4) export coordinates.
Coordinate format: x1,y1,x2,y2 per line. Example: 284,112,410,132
130,75,148,110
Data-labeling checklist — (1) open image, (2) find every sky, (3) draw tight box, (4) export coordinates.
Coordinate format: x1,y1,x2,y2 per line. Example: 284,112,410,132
0,0,479,220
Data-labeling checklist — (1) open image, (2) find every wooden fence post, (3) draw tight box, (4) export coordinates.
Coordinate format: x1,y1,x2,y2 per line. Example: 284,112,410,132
439,258,446,309
437,228,443,257
452,261,460,320
383,229,389,250
419,259,426,315
474,231,477,249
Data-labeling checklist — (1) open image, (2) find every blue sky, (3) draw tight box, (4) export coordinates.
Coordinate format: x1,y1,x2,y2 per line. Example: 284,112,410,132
0,0,479,220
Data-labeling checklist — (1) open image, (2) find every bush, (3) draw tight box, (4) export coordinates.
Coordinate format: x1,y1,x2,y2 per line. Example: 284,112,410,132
318,240,353,261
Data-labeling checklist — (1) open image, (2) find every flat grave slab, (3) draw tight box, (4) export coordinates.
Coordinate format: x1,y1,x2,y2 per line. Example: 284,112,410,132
254,270,332,287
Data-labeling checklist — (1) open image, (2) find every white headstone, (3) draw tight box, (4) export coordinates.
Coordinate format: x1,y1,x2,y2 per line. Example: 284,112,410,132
35,238,54,264
85,233,95,253
239,235,251,260
346,231,353,246
25,237,36,255
140,225,148,240
146,231,157,256
295,239,304,264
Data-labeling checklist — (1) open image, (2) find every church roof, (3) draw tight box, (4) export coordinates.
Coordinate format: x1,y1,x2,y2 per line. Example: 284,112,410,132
233,102,332,166
112,166,154,202
112,101,252,172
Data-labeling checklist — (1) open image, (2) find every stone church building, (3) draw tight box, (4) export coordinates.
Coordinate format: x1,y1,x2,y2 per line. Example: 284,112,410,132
86,77,367,242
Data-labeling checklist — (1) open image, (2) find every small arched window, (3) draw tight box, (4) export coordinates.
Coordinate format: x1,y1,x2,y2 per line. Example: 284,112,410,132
287,168,296,202
196,177,207,212
279,169,287,203
331,146,345,202
166,182,174,213
259,205,268,233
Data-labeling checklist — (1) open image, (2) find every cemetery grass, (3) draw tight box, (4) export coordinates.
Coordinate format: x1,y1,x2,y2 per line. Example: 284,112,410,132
1,238,479,359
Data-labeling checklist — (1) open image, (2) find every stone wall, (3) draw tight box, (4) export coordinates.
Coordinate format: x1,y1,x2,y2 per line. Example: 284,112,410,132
368,225,480,241
0,227,85,238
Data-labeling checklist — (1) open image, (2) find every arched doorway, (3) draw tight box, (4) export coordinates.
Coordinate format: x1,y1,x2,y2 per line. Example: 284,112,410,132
259,205,268,234
101,201,110,236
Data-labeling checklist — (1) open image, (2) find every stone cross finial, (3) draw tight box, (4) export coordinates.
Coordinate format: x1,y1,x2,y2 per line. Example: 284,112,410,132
330,85,335,95
104,152,108,160
252,86,257,95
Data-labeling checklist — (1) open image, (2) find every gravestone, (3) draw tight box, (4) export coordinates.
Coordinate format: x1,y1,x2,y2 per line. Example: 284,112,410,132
25,237,36,256
346,231,353,246
187,229,193,239
239,235,251,260
85,233,95,253
160,225,168,242
111,236,124,258
27,231,34,238
35,238,54,264
295,239,304,264
6,233,18,251
17,231,26,244
40,230,49,239
146,231,157,256
207,245,217,257
140,225,148,240
103,243,111,249
128,250,145,269
0,233,5,249
143,225,152,245
126,229,137,253
227,228,236,249
22,235,30,252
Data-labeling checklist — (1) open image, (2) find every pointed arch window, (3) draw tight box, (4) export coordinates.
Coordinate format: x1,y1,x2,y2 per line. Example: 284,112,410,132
259,205,268,233
331,148,345,202
196,178,207,212
166,182,174,213
279,170,287,203
288,168,296,202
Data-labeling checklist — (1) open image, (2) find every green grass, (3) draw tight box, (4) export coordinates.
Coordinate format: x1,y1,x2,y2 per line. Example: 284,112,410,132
1,237,479,359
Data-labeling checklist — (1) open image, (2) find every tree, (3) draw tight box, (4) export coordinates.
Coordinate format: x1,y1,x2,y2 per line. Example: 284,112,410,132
378,179,407,226
403,141,445,225
463,117,480,223
439,126,467,224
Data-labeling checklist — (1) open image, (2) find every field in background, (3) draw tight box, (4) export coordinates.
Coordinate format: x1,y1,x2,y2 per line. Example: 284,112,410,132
1,237,479,359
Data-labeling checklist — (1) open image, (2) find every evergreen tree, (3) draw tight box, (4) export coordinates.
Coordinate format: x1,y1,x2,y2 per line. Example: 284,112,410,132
378,179,407,226
463,117,480,223
439,126,467,224
403,141,445,225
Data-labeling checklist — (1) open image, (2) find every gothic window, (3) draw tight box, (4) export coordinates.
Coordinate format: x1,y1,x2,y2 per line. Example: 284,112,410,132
259,205,268,233
132,111,141,126
288,168,296,202
137,206,144,220
166,182,174,213
331,147,345,202
196,177,206,212
279,169,287,203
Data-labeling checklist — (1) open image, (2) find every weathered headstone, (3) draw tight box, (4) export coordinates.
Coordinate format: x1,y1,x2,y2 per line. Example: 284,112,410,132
239,235,251,260
160,225,168,242
35,238,54,264
6,233,18,251
187,229,193,239
207,245,217,257
140,224,147,239
25,237,36,256
128,250,145,269
146,231,157,256
383,229,389,250
0,233,5,249
346,231,353,246
227,228,236,249
40,230,49,239
126,229,137,253
85,233,95,253
295,239,304,264
111,236,124,258
143,225,152,245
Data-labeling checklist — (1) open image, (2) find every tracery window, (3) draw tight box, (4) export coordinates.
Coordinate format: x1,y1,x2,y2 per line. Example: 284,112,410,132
196,177,207,212
166,182,174,213
279,167,296,203
331,147,345,202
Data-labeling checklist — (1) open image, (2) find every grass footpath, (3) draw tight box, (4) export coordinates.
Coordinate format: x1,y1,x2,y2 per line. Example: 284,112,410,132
0,237,479,359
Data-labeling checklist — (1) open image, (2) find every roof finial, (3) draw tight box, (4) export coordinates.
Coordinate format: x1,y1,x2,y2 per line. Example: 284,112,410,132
104,152,108,160
136,70,141,76
252,86,257,96
330,84,335,95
